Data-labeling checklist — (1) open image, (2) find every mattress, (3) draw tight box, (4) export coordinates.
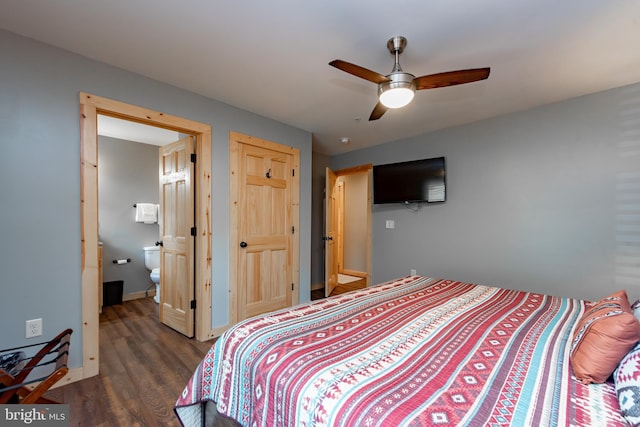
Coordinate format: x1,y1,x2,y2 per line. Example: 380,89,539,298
175,276,626,426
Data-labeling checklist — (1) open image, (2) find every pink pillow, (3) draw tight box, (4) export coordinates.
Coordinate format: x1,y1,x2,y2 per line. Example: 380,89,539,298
570,290,640,384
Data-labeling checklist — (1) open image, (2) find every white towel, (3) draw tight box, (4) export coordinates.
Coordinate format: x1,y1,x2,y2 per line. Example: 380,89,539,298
135,203,158,224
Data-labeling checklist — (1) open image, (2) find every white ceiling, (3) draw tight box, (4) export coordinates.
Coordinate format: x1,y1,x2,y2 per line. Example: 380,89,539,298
2,1,640,155
98,115,179,146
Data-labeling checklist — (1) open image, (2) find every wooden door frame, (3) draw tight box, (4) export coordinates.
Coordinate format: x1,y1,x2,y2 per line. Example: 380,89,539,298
79,92,212,380
228,131,300,325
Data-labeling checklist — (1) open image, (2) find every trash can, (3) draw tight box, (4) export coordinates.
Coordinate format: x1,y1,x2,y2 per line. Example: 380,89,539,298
103,280,124,306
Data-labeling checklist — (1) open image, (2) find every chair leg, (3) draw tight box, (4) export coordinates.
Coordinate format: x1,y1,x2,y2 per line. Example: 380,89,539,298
17,368,67,404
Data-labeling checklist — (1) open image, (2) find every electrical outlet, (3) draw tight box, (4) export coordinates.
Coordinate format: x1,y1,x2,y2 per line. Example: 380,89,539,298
26,318,42,338
410,269,417,276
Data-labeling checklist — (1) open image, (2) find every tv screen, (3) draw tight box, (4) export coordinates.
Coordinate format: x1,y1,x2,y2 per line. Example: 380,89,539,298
373,157,446,204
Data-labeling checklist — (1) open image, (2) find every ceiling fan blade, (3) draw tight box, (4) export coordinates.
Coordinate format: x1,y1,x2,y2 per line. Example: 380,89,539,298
414,67,490,90
369,101,388,121
329,60,390,84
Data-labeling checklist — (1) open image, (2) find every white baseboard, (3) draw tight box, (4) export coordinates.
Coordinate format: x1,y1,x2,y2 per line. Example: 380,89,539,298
341,269,367,278
123,289,155,301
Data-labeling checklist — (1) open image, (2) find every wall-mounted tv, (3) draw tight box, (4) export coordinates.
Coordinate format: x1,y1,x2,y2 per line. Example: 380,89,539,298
373,156,446,204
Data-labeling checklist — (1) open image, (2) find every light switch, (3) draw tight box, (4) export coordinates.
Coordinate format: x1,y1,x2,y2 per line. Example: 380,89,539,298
385,220,395,229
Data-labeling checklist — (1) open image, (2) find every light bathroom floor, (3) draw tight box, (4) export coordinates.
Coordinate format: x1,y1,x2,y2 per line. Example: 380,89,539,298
338,273,362,284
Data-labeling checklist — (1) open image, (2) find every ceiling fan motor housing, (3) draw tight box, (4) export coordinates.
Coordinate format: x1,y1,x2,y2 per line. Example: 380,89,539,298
387,36,407,55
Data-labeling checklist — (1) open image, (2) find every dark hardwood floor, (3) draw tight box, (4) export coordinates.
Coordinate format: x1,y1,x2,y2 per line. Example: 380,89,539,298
310,288,325,300
46,297,214,427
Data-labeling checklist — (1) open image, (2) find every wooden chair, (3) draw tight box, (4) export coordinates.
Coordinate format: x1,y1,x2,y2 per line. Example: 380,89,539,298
0,328,72,404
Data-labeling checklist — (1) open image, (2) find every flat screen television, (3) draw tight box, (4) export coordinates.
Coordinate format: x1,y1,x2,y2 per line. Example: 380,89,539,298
373,156,446,204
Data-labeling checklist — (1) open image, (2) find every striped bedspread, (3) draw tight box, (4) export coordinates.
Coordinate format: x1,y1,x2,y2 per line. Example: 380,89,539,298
175,277,626,426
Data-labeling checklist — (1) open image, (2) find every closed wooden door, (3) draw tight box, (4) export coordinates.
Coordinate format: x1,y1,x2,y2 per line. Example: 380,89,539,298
159,136,195,337
325,167,338,297
231,133,299,322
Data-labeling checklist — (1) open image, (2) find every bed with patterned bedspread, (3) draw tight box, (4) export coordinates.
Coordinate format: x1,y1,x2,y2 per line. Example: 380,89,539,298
175,276,628,426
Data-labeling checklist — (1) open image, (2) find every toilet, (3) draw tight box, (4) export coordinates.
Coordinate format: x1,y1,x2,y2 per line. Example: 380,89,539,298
143,246,161,303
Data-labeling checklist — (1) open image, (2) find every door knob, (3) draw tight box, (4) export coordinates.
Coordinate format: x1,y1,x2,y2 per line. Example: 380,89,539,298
155,241,163,247
240,241,248,248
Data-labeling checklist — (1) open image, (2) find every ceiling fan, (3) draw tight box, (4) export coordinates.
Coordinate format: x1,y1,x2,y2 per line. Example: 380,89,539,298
329,36,490,121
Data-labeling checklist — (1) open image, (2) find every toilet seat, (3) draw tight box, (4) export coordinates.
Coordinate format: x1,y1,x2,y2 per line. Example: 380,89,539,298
150,268,160,283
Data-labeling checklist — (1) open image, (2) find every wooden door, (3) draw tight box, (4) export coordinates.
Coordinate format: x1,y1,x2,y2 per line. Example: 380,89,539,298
325,167,338,297
159,136,195,337
236,139,295,320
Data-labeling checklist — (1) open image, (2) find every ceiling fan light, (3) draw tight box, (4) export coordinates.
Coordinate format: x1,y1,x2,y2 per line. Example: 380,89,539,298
378,74,416,109
379,87,415,108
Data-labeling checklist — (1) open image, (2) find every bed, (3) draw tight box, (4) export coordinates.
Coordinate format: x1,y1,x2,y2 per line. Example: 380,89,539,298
175,276,637,426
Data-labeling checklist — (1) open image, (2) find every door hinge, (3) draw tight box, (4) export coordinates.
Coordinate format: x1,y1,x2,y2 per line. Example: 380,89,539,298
292,169,295,177
291,225,295,234
190,226,197,236
190,153,196,163
190,300,196,309
291,283,294,291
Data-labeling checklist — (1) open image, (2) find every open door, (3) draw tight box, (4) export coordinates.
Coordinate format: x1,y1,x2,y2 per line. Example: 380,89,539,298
159,136,195,337
325,167,338,297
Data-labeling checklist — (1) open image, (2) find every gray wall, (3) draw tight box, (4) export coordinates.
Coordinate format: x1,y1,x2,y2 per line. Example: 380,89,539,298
98,136,160,297
332,82,640,302
0,30,312,370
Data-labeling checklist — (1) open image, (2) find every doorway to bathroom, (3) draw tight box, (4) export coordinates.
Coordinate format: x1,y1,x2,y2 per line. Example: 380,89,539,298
79,92,212,380
97,122,196,336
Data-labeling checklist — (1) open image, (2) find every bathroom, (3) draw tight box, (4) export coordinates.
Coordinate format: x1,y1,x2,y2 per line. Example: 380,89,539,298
97,116,178,308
